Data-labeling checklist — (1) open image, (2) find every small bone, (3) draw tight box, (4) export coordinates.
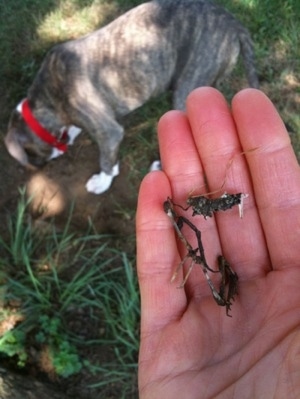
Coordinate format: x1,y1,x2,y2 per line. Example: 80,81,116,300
238,194,249,218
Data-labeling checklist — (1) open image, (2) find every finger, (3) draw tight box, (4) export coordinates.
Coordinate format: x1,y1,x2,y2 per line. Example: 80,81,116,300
158,110,205,201
136,171,187,331
158,110,223,292
232,88,300,270
186,87,270,279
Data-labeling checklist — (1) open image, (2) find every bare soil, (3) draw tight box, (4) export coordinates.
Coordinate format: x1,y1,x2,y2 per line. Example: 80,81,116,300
0,132,138,235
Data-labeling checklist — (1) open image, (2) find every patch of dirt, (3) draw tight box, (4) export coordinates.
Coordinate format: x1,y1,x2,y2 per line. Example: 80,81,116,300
0,130,138,238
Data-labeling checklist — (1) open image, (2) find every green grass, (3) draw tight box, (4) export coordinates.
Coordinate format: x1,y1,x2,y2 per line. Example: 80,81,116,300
217,0,300,142
0,190,139,395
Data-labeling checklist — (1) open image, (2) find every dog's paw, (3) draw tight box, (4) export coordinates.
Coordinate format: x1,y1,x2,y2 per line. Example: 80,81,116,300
68,126,82,145
149,160,161,171
85,163,119,194
48,125,82,160
86,173,114,194
49,148,64,160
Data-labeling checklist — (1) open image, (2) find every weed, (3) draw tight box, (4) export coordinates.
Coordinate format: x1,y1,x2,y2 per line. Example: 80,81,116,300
0,191,139,394
88,255,140,398
0,330,27,367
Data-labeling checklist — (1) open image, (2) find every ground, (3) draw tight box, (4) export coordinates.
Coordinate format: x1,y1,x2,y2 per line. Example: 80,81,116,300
1,129,140,237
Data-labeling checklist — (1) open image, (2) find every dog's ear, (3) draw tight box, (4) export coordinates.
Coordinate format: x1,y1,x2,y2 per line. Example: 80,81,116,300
5,107,40,170
4,127,37,170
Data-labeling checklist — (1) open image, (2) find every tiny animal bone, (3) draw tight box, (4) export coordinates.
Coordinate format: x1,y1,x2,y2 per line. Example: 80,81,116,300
164,197,239,316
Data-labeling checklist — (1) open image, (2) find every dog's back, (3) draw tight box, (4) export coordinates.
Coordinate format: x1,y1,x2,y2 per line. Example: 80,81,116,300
91,0,259,106
29,0,258,115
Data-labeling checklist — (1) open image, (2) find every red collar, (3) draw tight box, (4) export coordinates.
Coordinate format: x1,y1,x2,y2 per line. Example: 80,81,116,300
21,99,68,152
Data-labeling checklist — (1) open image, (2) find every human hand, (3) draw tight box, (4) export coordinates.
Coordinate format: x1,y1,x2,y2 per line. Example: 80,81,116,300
136,88,300,399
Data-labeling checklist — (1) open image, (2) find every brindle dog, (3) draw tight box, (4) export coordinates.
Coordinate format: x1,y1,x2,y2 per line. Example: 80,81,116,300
5,0,259,194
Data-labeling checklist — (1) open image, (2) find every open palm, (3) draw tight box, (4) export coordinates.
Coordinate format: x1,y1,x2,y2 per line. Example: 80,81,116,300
136,88,300,399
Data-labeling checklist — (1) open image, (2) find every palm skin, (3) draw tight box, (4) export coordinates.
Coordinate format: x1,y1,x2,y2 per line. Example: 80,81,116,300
136,88,300,399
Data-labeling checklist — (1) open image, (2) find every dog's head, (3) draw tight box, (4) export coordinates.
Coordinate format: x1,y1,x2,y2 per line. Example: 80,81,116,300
5,100,67,170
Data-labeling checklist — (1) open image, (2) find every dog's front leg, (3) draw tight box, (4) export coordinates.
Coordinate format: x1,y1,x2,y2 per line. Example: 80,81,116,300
86,121,124,195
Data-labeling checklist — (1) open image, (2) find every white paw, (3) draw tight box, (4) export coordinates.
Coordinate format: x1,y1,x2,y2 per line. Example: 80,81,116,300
67,126,82,145
49,148,64,160
85,163,119,195
45,125,82,160
16,99,25,113
149,160,161,171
